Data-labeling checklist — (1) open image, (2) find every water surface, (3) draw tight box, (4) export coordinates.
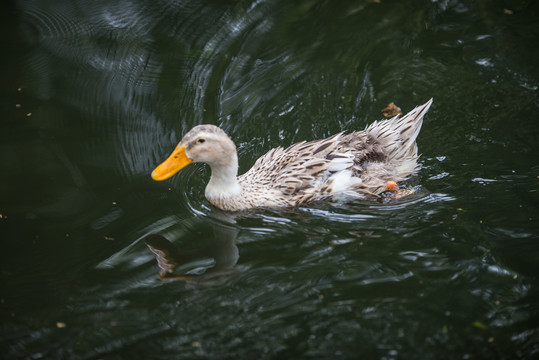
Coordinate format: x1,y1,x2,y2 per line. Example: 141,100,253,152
1,0,538,358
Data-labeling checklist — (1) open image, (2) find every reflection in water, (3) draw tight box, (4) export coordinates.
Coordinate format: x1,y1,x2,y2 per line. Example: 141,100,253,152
145,219,240,288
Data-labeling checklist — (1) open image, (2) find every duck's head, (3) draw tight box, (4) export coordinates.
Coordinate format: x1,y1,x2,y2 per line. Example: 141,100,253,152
151,124,237,181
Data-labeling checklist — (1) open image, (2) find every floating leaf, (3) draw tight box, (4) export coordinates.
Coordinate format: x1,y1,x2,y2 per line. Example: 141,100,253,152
381,102,402,117
473,321,488,330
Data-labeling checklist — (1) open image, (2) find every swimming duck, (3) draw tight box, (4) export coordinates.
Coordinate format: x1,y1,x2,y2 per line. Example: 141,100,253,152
152,99,432,211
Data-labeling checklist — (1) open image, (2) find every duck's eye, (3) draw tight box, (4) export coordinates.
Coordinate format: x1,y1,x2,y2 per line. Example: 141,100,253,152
197,138,206,144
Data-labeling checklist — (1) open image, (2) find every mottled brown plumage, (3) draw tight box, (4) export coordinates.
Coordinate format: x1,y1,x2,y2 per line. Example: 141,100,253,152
152,99,433,211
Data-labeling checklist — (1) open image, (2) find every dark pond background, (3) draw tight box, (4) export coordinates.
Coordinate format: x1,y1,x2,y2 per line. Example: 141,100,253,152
1,0,538,359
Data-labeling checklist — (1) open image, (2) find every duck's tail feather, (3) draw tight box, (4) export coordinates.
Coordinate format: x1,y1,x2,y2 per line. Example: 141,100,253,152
395,98,432,150
365,98,433,178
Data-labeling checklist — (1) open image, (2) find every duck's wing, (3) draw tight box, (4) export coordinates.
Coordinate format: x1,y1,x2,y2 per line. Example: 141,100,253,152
238,132,353,199
237,99,432,203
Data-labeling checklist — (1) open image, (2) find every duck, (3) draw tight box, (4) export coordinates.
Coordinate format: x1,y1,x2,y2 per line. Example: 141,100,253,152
152,99,433,211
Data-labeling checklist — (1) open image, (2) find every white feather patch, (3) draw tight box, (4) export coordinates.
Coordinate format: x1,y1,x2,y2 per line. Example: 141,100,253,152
328,170,361,194
327,154,354,172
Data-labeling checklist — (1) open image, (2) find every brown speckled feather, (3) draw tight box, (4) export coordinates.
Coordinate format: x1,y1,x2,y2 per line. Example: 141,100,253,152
219,99,432,210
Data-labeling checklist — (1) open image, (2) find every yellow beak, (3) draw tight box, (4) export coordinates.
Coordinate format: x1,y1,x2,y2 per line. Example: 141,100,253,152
151,144,193,181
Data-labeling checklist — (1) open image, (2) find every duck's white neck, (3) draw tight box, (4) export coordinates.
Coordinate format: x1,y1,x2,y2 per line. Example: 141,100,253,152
205,155,242,200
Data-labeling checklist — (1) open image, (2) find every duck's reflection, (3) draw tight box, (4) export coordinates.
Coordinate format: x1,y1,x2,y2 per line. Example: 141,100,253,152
145,219,240,287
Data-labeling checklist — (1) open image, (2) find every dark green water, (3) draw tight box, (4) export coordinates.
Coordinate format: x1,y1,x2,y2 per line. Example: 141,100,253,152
1,0,538,358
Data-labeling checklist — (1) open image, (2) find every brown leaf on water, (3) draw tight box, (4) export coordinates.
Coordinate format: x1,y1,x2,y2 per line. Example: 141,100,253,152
381,102,402,117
